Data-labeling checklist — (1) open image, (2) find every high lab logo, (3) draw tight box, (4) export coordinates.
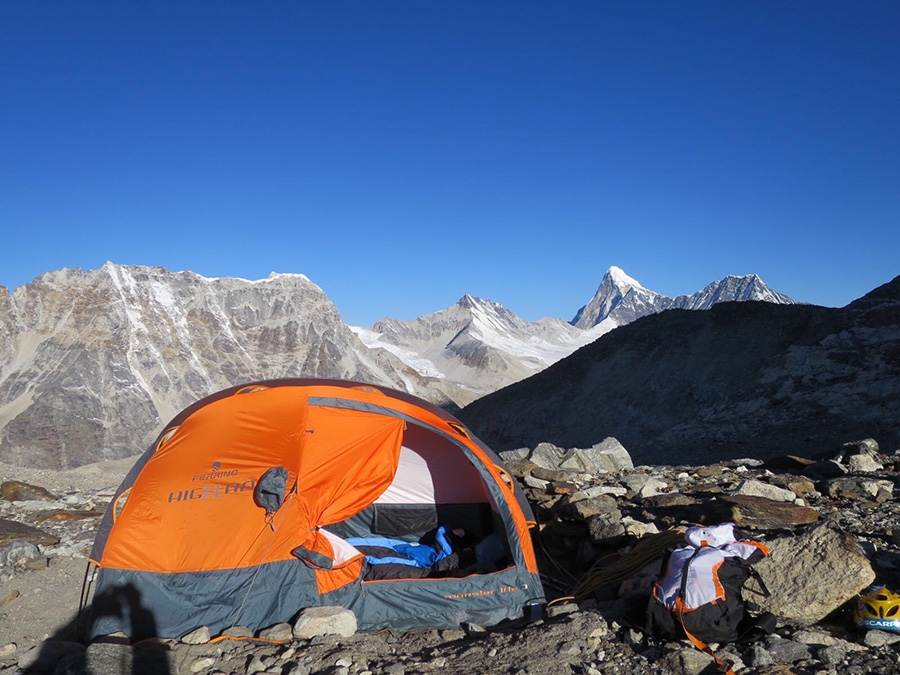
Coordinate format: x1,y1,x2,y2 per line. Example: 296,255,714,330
168,461,255,503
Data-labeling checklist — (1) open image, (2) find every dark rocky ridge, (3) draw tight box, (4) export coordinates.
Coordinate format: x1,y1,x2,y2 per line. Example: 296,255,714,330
458,276,900,466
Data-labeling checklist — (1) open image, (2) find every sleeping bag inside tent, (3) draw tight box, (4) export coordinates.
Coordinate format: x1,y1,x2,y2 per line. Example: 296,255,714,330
85,379,546,640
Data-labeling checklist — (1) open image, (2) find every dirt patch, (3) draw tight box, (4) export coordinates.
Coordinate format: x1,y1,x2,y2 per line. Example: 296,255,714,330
0,556,88,648
0,457,136,495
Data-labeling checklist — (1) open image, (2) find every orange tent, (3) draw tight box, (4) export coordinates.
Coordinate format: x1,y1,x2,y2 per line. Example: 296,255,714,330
85,379,545,639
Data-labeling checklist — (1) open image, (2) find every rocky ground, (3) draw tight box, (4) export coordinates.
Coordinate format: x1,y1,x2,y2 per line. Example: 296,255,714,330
2,440,900,675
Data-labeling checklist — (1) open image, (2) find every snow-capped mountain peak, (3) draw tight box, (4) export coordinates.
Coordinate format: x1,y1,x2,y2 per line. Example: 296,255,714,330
606,265,644,291
570,267,667,329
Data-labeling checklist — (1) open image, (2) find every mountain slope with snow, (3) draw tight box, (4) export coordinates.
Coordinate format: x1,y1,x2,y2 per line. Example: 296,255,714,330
362,267,795,398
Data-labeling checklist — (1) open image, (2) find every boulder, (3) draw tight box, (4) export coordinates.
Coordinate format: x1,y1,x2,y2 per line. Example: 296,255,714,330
293,606,357,639
528,442,567,470
0,519,59,548
558,438,634,474
846,454,883,473
732,479,797,503
562,492,618,519
824,476,893,500
1,481,57,502
747,519,875,627
707,495,820,529
0,541,41,568
836,438,880,460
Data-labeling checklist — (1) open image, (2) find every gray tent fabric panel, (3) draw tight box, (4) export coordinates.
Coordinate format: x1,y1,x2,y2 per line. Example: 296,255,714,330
89,560,318,640
345,567,543,633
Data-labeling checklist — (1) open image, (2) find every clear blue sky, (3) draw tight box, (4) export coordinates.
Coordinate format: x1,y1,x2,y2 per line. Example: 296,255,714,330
2,2,898,326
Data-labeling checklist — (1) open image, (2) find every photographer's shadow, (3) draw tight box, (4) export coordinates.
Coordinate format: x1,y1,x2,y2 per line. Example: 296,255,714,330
28,582,171,675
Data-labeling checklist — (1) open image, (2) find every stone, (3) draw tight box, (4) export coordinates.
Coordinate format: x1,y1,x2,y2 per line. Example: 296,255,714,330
0,590,19,607
847,453,883,473
545,602,578,618
528,443,567,470
530,466,570,482
0,519,60,548
660,647,716,675
570,485,628,500
732,479,797,503
557,641,581,655
643,493,696,508
825,476,893,500
694,465,726,478
191,656,217,672
220,625,254,638
747,519,876,627
864,629,900,647
180,626,211,644
620,517,659,538
760,635,812,664
747,643,774,668
498,448,531,462
1,481,57,502
292,606,357,639
0,540,41,568
762,455,816,472
585,511,625,544
708,494,820,529
562,493,618,519
781,476,816,496
558,438,633,474
246,654,268,674
837,438,880,459
818,644,847,665
523,475,549,490
792,629,866,651
258,623,293,642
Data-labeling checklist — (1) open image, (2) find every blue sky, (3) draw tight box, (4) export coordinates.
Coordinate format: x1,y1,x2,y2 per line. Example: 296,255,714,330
2,2,898,326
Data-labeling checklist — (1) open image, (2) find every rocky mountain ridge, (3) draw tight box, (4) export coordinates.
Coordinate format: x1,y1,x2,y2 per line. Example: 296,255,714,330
352,266,793,403
0,264,440,468
570,266,794,330
0,263,792,469
458,275,900,466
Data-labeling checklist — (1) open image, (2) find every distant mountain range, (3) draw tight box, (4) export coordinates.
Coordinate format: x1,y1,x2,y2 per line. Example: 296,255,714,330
0,262,795,468
458,275,900,466
352,266,795,402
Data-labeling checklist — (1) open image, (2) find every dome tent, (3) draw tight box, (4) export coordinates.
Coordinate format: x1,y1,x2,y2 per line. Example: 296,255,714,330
84,379,545,640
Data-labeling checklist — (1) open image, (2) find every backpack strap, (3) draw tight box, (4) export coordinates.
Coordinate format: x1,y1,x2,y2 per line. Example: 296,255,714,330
674,597,736,675
744,566,771,598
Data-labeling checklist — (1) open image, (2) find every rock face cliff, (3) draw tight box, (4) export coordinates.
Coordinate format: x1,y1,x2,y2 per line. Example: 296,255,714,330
0,264,431,468
459,276,900,466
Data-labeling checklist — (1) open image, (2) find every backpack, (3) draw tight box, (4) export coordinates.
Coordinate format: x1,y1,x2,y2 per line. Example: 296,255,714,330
646,523,775,671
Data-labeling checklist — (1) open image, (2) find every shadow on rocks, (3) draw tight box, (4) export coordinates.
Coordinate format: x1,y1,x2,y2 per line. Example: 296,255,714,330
22,582,172,675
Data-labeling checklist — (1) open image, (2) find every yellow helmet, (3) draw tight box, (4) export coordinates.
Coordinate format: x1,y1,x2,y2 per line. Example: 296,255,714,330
855,585,900,632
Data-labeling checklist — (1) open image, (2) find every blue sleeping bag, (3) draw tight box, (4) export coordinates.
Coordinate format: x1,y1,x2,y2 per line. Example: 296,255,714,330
347,525,455,569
